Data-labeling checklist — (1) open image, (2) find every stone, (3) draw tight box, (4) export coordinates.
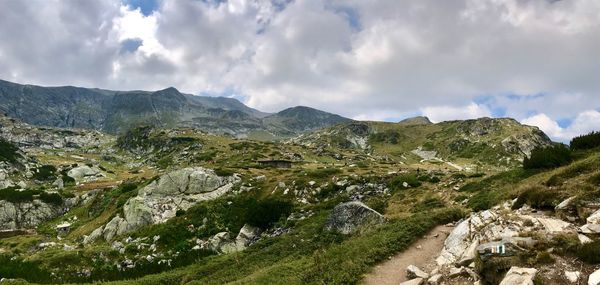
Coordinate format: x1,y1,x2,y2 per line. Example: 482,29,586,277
235,224,262,248
324,201,385,234
581,223,600,234
587,209,600,224
427,274,443,285
406,265,429,279
555,196,576,210
564,271,580,283
536,217,574,233
579,234,593,244
67,165,102,182
499,267,537,285
590,269,600,285
83,227,104,244
399,278,424,285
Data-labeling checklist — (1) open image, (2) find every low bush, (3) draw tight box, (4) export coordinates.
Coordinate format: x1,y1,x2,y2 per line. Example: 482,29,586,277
306,168,342,180
0,139,21,164
512,186,562,210
389,173,422,189
523,145,572,169
576,240,600,264
39,192,63,205
214,168,235,177
412,197,445,212
570,131,600,150
32,165,57,181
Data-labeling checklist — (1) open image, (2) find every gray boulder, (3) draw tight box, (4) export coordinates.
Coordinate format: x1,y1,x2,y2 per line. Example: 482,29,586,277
324,201,385,234
96,167,240,240
67,165,103,182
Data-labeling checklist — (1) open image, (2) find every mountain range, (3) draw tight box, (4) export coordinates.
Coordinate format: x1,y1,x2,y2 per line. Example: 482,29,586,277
0,79,350,137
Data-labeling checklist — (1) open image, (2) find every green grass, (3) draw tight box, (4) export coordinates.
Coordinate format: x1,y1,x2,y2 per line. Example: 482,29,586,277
103,207,464,285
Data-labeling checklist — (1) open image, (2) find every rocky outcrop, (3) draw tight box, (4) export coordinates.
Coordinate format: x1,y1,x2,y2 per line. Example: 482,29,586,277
589,269,600,285
436,206,576,267
0,200,64,230
88,167,240,242
324,201,385,234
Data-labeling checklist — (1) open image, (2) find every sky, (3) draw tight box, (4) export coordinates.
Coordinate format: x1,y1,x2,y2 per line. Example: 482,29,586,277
0,0,599,142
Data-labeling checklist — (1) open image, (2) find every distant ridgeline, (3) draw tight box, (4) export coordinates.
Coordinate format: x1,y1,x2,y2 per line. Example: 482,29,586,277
0,79,350,138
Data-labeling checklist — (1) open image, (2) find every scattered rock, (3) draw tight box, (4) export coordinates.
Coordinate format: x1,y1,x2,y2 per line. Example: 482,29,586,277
499,267,537,285
406,265,429,279
564,271,580,283
427,273,443,285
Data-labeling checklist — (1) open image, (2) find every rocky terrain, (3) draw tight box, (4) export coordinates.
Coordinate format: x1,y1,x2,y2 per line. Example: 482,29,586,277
0,108,598,285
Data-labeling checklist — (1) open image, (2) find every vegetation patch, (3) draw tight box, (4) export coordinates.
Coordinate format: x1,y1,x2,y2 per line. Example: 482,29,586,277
512,186,563,210
0,138,21,165
570,131,600,150
523,145,572,169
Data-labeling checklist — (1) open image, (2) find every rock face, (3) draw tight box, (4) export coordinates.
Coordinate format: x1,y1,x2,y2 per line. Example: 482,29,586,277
90,167,240,241
499,267,537,285
324,201,385,234
0,199,64,230
436,207,576,267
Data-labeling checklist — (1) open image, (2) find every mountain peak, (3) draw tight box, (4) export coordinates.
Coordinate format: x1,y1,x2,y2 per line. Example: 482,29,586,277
399,116,432,125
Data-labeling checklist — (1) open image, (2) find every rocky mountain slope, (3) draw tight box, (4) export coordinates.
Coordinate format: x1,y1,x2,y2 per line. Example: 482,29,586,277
0,79,348,137
290,117,552,169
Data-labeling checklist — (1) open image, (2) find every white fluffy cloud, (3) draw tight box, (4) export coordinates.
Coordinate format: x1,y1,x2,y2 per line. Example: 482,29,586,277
522,110,600,142
421,103,492,123
0,0,599,141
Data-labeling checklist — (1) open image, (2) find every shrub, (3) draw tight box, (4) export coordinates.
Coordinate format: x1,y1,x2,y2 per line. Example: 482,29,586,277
0,139,21,164
306,168,342,180
512,186,561,210
389,174,421,189
576,240,600,264
369,130,401,144
0,187,38,203
570,131,600,150
39,192,63,205
523,145,572,169
412,197,445,212
246,198,293,229
467,191,502,211
214,168,235,177
32,165,57,181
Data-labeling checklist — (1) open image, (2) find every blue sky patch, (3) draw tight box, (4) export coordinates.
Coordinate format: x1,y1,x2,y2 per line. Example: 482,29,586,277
123,0,158,16
120,38,143,54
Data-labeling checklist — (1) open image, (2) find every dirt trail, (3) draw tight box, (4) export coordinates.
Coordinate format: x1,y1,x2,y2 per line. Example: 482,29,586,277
361,225,453,285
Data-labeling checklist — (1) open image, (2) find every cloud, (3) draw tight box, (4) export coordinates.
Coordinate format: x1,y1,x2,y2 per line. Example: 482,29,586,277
0,0,599,140
421,103,492,123
522,110,600,142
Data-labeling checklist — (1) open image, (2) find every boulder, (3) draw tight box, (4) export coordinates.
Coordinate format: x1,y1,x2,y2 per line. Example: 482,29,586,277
564,271,580,283
235,224,261,248
555,196,576,210
96,167,239,240
590,269,600,285
499,267,537,285
67,165,102,182
324,201,385,234
427,274,443,285
406,265,429,279
587,209,600,224
83,227,103,244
